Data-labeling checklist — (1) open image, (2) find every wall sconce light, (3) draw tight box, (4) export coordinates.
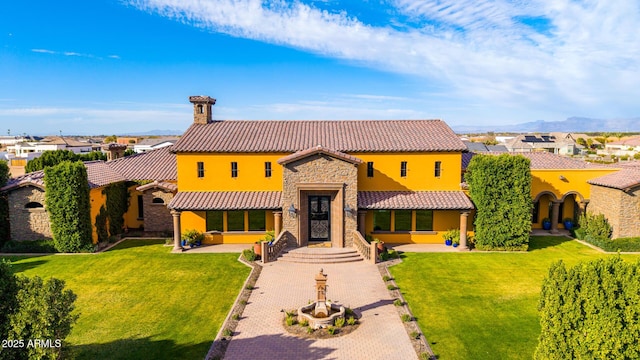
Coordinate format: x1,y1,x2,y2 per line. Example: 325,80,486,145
559,175,567,181
288,203,297,217
344,204,353,214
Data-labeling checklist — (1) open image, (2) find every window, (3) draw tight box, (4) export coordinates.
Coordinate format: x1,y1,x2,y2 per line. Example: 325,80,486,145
394,210,412,231
197,104,204,114
231,162,238,178
24,202,43,209
152,197,164,204
373,210,391,231
197,162,204,178
434,161,442,177
367,162,374,177
227,210,244,231
206,211,223,232
415,210,433,231
137,195,144,219
248,210,266,231
265,162,272,178
400,161,407,177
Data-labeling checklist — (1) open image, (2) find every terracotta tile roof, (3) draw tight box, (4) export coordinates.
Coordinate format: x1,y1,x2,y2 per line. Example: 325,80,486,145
107,146,176,181
136,180,178,192
277,145,363,165
171,120,466,153
606,136,640,147
461,152,609,170
1,170,45,191
85,161,126,188
169,191,282,211
358,191,474,210
588,168,640,190
2,161,126,191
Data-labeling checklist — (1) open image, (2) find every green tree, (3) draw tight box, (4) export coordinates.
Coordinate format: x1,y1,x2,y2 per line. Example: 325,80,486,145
104,135,117,143
0,161,10,245
0,260,19,347
465,154,533,250
78,151,107,162
536,258,640,359
44,161,93,252
25,150,78,173
576,137,586,147
124,149,136,157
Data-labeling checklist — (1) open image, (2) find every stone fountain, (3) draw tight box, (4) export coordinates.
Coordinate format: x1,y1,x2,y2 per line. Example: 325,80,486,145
297,268,345,329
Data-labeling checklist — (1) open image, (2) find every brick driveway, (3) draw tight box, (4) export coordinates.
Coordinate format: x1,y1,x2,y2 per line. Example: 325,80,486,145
223,261,417,360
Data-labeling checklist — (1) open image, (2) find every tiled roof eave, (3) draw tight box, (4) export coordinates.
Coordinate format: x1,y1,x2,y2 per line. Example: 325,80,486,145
169,191,282,211
358,191,474,210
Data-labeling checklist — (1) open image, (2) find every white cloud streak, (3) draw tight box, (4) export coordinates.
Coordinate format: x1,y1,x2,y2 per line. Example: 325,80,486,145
127,0,640,117
31,48,121,60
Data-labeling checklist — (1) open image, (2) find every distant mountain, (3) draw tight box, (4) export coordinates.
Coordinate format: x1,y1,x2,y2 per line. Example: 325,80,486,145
119,129,184,136
453,117,640,133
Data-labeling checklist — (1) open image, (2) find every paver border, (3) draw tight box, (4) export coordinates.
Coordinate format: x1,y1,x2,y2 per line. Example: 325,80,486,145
379,258,436,360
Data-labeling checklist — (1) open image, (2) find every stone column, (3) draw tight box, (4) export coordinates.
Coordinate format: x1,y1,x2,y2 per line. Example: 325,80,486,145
171,210,183,251
550,201,560,234
273,211,282,236
459,211,470,250
357,210,367,235
578,201,589,218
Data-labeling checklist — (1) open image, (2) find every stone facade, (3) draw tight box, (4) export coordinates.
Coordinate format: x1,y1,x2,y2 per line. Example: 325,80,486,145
8,186,52,241
142,189,175,233
588,184,640,239
281,153,358,248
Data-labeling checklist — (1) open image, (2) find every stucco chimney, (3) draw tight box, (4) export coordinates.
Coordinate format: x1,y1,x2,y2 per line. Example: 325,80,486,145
189,95,217,124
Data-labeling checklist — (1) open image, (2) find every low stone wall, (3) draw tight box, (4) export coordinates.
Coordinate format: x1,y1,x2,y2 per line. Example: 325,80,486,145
142,190,174,233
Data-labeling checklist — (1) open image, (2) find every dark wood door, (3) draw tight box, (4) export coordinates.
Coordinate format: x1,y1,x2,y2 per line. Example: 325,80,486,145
308,196,330,241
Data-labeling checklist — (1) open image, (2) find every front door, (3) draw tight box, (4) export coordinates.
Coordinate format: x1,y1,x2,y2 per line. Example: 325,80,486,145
308,196,331,242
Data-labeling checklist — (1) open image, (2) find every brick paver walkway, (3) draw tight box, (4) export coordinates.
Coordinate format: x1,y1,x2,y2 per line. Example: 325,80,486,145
223,261,417,360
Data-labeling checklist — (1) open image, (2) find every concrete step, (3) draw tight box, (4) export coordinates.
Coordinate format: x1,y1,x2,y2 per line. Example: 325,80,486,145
278,247,364,264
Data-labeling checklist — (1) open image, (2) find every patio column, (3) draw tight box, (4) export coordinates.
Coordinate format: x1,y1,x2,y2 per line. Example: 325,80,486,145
459,211,470,250
273,211,282,236
357,210,367,235
577,200,589,218
550,201,560,234
171,210,183,251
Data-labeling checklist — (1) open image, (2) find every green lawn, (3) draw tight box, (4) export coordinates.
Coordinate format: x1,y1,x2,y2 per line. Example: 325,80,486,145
3,239,250,360
390,236,640,360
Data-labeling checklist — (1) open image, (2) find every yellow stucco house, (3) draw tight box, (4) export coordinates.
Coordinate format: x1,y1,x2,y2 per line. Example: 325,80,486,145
168,96,475,249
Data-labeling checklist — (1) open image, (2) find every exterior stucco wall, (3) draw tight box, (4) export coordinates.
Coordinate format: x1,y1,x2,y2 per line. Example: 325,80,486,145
281,154,358,248
589,185,640,239
8,186,52,241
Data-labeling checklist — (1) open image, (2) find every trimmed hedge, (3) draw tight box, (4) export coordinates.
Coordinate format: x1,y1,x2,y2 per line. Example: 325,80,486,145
536,257,640,359
465,154,532,251
572,212,639,252
0,239,58,253
44,161,93,252
25,149,106,172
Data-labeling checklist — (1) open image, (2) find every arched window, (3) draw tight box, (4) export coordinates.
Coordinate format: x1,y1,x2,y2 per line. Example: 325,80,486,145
152,198,165,204
25,202,44,209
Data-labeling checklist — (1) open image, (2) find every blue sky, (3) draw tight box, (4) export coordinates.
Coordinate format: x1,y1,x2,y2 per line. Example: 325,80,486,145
1,0,639,135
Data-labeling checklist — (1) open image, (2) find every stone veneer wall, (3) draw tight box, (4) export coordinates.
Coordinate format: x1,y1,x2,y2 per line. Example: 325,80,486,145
142,189,175,233
588,185,640,239
8,186,53,241
281,154,358,248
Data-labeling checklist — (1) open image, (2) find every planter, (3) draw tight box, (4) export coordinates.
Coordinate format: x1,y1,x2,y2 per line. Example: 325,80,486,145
181,240,187,247
542,221,552,231
376,242,385,252
196,240,202,246
453,243,459,248
445,240,453,246
253,243,262,256
563,221,573,231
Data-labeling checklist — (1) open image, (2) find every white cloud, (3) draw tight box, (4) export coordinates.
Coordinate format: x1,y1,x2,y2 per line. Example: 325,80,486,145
127,0,640,117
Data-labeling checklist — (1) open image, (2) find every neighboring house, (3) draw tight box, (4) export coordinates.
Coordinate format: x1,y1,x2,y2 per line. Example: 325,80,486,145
602,136,640,157
463,141,507,153
505,134,584,155
168,96,474,247
133,137,178,153
7,137,99,158
116,137,139,145
1,146,176,242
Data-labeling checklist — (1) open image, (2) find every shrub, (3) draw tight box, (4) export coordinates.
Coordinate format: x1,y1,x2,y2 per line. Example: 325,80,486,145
222,328,233,337
306,326,314,334
299,319,309,327
346,317,356,326
387,284,397,291
285,315,296,326
442,229,460,243
242,248,257,262
410,331,420,339
334,317,345,328
44,161,93,252
0,239,58,253
327,326,337,335
382,275,391,282
245,284,254,290
393,299,403,306
579,212,612,240
536,258,640,359
401,314,412,322
466,154,532,251
231,314,240,321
